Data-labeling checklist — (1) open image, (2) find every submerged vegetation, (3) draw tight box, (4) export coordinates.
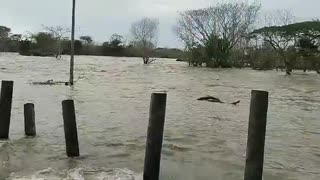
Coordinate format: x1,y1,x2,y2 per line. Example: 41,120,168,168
175,2,320,74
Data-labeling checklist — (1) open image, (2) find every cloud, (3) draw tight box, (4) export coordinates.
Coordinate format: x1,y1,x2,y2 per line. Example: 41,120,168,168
1,0,320,47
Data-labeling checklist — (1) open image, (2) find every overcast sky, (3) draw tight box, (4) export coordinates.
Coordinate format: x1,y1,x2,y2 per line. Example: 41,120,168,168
1,0,320,48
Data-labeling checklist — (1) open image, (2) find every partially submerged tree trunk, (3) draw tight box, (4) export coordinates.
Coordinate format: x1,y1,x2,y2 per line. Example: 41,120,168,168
284,59,292,75
130,17,159,65
56,40,62,59
143,56,156,64
143,57,149,64
282,52,294,75
142,47,156,64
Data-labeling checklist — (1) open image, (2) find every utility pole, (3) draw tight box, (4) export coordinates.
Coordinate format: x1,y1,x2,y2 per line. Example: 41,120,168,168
69,0,76,85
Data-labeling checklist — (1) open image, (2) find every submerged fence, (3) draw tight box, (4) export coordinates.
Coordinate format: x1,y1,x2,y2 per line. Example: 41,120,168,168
0,80,268,180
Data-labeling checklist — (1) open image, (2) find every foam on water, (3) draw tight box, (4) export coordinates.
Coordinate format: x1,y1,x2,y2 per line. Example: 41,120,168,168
8,167,142,180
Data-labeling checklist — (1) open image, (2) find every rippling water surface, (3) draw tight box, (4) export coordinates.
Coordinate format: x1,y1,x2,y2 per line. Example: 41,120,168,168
0,53,319,180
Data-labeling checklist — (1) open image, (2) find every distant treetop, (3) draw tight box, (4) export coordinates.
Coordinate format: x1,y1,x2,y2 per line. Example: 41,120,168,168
252,21,320,38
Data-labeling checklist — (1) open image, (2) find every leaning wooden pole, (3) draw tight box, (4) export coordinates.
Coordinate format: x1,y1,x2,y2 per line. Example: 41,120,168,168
244,90,269,180
0,81,14,139
24,103,36,136
69,0,76,85
143,93,167,180
62,100,79,157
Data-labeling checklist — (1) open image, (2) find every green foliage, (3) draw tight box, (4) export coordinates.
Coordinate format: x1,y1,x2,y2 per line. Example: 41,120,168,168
153,48,185,58
19,40,32,55
32,32,56,55
80,36,93,44
110,34,123,46
250,49,278,70
204,35,232,67
2,25,184,59
74,40,83,54
0,26,11,38
101,34,124,56
252,21,320,72
0,25,11,52
186,44,207,66
63,40,83,55
253,21,320,43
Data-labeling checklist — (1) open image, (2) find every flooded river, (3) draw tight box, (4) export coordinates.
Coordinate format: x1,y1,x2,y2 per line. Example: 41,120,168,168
0,53,319,180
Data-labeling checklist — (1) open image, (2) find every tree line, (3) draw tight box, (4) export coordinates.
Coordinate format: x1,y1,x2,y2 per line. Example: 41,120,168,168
0,23,184,62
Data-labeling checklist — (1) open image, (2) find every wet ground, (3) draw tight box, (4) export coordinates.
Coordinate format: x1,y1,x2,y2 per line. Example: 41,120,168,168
0,53,319,180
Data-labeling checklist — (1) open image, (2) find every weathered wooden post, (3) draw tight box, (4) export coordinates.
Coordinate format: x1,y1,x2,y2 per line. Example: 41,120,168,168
143,93,167,180
0,80,14,139
62,100,79,157
24,103,36,136
244,90,269,180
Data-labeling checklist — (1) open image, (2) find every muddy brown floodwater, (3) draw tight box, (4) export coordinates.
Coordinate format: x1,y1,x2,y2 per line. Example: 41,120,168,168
0,53,319,180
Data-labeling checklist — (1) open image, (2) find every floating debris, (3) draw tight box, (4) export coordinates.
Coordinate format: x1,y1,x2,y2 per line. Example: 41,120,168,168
197,96,223,103
31,80,69,85
197,96,240,105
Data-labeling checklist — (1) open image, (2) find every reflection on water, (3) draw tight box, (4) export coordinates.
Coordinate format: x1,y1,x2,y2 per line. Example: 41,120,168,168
0,53,319,180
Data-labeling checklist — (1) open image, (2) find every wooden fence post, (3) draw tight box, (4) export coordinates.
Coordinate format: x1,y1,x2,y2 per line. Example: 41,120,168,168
24,103,36,136
0,81,14,139
62,100,79,157
143,93,167,180
244,90,269,180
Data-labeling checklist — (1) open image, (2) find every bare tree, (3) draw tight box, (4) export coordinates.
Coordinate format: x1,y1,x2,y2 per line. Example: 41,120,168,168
130,17,159,64
260,9,295,27
258,9,296,50
253,9,296,74
43,25,71,59
175,2,260,67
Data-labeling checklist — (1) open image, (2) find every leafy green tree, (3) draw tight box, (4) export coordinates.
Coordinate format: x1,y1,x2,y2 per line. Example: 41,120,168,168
74,40,82,54
31,32,56,55
63,40,82,55
80,36,93,45
5,34,22,52
253,21,320,74
101,34,125,56
110,34,123,47
0,26,11,52
0,26,11,38
19,40,32,55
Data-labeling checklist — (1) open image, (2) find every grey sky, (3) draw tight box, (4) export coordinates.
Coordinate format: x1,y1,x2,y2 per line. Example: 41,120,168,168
1,0,320,48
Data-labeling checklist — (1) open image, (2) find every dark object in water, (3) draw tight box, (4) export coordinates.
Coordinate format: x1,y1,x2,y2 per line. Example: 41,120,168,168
176,58,185,62
32,80,69,85
231,100,240,105
24,103,36,136
197,96,223,103
62,100,80,157
32,79,54,85
197,96,240,105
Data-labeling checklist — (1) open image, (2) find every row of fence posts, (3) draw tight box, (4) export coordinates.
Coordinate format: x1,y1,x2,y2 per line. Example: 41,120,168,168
0,80,269,180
